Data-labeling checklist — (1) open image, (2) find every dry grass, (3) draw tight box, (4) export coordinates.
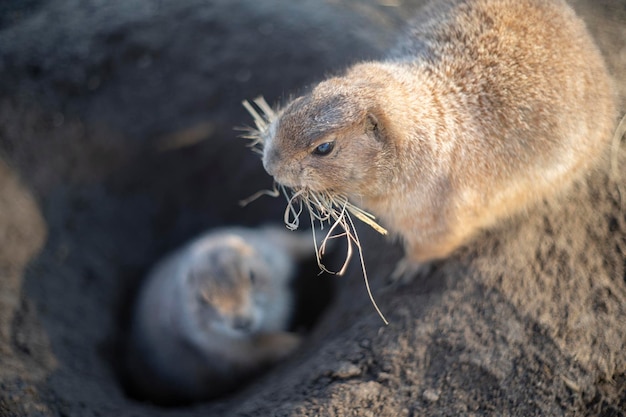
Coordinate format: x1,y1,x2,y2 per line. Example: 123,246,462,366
241,97,389,324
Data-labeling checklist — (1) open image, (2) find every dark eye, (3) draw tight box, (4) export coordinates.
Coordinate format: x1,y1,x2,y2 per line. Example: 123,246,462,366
249,271,256,283
312,141,335,156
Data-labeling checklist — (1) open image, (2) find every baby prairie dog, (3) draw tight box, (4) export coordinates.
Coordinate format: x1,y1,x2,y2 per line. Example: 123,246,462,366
127,225,316,403
261,0,616,266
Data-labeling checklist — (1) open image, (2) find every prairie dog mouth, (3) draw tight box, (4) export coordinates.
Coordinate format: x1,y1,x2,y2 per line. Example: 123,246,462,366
241,96,390,324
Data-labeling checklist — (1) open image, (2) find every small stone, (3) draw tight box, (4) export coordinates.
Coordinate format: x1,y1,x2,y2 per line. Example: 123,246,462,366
332,362,362,379
423,388,440,402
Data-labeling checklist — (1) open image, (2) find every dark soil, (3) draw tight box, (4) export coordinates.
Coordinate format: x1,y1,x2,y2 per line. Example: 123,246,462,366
0,1,625,416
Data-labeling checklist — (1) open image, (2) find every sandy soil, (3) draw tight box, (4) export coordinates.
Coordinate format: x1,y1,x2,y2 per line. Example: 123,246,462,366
0,0,625,416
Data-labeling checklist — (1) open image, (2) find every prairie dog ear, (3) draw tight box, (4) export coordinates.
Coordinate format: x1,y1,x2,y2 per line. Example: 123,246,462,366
366,113,385,142
366,113,378,131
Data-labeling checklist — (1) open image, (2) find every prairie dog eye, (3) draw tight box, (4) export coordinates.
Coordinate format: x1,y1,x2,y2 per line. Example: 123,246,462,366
312,141,335,156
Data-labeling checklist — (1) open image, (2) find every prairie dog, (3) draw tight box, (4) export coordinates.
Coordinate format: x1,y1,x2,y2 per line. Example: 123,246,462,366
126,225,316,403
261,0,617,266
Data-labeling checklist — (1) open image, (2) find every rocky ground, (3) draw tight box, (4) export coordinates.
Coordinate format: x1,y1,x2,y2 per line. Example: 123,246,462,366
0,0,625,416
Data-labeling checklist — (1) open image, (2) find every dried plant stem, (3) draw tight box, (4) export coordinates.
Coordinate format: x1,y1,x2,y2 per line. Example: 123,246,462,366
283,187,388,324
346,204,389,325
240,96,390,324
239,185,280,207
240,97,276,154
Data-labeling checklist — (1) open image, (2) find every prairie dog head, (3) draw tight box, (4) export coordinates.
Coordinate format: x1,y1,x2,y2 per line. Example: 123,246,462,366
185,235,281,337
262,65,401,200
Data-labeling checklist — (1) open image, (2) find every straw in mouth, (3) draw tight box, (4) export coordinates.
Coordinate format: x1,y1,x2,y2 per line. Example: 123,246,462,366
241,96,390,324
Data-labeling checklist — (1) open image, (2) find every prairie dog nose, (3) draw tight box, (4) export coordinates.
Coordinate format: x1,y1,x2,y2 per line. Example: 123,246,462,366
232,315,253,332
262,145,280,177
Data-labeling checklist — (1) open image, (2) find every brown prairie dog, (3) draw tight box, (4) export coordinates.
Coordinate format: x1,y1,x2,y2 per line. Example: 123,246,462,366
261,0,617,266
126,225,316,403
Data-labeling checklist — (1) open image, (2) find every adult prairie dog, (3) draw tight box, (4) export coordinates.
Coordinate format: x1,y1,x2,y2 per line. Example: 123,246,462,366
126,225,316,403
261,0,616,267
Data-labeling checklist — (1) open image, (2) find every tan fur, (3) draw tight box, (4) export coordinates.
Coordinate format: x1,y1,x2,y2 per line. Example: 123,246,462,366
262,0,617,264
127,225,315,403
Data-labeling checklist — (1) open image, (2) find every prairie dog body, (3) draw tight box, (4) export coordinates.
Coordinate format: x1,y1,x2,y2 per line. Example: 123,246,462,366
127,225,315,403
261,0,617,265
